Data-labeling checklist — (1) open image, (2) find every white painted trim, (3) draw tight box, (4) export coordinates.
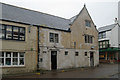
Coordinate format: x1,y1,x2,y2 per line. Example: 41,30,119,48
4,52,6,66
0,52,25,67
18,52,20,66
11,52,13,66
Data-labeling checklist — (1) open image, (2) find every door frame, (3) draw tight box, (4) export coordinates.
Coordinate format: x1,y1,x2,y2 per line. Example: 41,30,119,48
51,51,57,70
90,51,94,67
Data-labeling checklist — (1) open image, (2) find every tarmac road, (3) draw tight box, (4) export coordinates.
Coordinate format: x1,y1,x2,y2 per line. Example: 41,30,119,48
3,63,119,78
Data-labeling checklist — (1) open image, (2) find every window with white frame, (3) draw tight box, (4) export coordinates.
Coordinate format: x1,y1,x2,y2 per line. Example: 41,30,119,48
99,32,106,39
49,33,59,43
19,52,24,65
99,40,109,49
0,52,25,66
6,52,11,65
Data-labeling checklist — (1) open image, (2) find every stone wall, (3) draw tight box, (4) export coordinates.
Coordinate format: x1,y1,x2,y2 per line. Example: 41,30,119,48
0,21,38,74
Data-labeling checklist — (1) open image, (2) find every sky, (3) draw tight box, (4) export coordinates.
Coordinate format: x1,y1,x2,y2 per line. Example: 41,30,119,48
1,0,119,28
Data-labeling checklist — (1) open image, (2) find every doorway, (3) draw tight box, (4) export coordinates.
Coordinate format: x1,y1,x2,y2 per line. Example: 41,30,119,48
90,52,94,67
51,51,57,70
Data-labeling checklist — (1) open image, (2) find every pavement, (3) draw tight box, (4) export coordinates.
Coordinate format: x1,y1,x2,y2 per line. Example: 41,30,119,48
2,63,119,78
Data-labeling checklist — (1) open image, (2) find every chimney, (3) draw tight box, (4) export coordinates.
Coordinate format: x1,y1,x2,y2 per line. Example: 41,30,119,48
115,18,118,24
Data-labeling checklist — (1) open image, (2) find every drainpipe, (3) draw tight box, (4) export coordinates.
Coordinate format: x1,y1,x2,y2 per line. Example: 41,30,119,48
74,42,76,67
37,26,40,71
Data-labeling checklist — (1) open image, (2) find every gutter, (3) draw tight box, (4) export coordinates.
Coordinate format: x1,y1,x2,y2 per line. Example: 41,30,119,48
0,19,71,32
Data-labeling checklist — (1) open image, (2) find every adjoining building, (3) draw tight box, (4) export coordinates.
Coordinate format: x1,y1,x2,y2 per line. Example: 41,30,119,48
0,2,99,74
98,22,120,63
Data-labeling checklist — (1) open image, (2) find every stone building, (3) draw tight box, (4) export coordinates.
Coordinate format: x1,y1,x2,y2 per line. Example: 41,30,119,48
0,2,99,74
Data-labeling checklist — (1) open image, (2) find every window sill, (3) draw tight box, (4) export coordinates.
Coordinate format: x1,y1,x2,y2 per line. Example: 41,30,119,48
50,42,59,44
86,26,91,28
85,43,93,45
0,65,25,68
0,39,26,42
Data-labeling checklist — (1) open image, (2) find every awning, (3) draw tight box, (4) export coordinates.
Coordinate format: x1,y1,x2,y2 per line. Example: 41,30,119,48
99,48,120,52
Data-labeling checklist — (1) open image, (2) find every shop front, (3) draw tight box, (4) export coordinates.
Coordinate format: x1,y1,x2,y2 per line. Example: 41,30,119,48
99,48,120,63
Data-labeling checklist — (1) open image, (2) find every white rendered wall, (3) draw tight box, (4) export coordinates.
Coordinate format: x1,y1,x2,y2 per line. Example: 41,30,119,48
118,25,120,47
111,25,119,47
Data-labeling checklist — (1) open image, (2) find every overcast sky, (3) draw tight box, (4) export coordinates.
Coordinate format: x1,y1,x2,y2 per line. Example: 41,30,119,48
1,0,119,28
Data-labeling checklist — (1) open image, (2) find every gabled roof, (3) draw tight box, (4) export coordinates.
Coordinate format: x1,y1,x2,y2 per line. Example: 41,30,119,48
70,15,77,23
69,4,98,32
0,2,71,31
98,24,117,32
69,5,85,25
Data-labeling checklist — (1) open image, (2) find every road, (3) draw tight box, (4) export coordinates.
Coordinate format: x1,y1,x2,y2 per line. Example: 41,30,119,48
3,64,119,78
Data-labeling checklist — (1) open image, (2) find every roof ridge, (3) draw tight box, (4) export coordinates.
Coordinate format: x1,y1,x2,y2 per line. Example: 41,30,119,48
98,23,117,32
1,2,70,21
70,15,77,19
70,5,85,25
99,23,116,29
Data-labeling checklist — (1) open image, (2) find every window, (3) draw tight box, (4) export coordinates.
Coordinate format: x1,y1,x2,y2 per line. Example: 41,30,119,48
0,52,4,66
55,34,59,43
19,52,24,65
99,53,105,60
99,32,106,39
0,52,25,66
75,52,79,56
90,36,93,43
65,51,68,55
0,24,5,39
40,58,43,62
13,52,18,65
85,20,91,27
103,42,106,48
49,33,59,43
6,52,11,65
13,27,19,40
85,35,88,43
98,33,102,39
99,40,109,49
85,52,87,56
88,36,90,43
50,33,54,42
19,27,25,40
43,51,47,53
102,32,106,38
0,24,25,41
84,35,93,43
6,25,12,39
99,42,103,49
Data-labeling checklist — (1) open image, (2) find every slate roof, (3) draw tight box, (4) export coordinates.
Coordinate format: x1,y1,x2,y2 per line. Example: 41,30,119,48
0,2,71,31
70,15,77,23
98,24,117,32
